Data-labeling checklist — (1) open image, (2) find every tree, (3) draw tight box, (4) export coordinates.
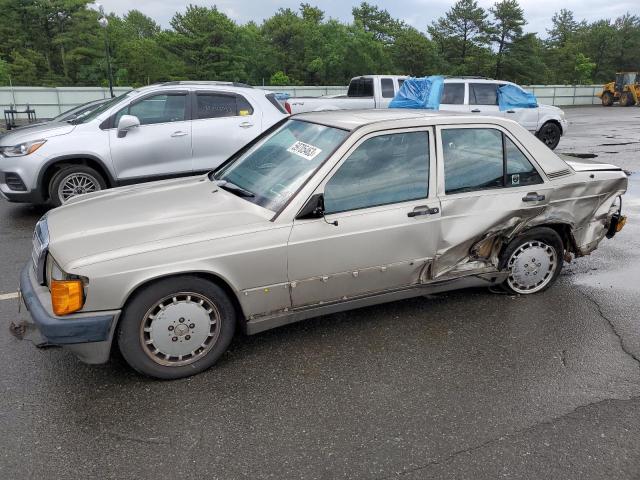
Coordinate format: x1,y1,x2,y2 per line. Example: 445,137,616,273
489,0,525,78
428,0,489,73
391,27,439,76
547,9,579,47
270,71,290,85
352,2,404,44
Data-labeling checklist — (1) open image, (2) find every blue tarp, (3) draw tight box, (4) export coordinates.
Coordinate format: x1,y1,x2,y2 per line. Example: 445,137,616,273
497,84,538,111
389,76,444,110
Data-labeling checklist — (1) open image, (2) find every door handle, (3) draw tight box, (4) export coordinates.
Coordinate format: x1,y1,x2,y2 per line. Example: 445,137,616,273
506,110,516,113
170,131,188,137
407,205,439,217
471,109,481,113
522,192,545,202
239,122,254,129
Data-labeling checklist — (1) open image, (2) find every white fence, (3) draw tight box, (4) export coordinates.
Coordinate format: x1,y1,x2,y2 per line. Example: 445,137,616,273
1,84,604,121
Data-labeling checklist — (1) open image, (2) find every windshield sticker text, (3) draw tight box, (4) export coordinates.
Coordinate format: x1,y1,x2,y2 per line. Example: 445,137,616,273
287,141,322,161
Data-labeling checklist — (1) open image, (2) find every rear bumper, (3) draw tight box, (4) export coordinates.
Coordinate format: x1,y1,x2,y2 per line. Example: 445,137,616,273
18,264,120,363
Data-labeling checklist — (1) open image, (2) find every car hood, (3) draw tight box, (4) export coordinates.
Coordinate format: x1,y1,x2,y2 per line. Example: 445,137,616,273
46,175,274,270
537,103,564,116
0,122,75,146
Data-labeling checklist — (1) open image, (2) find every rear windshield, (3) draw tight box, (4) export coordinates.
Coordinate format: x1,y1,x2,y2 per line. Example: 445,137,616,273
265,93,288,114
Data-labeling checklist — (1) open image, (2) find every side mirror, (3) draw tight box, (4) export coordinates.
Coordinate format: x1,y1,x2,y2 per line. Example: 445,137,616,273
117,115,140,138
296,193,325,220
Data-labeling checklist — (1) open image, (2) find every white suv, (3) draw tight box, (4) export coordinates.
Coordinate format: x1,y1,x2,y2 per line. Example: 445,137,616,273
439,77,568,149
0,82,288,205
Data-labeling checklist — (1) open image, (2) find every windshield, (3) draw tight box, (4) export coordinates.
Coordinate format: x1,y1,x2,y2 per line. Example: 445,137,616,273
214,119,349,212
69,92,132,124
53,100,106,123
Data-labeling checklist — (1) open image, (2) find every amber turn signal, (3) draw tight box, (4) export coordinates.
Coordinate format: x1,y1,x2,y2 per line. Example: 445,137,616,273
616,215,627,232
51,280,84,316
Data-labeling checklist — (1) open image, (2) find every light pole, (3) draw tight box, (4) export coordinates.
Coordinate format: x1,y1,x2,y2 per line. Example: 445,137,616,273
97,6,114,98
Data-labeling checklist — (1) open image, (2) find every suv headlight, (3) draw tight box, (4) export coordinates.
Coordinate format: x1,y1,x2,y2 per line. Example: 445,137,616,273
0,139,46,157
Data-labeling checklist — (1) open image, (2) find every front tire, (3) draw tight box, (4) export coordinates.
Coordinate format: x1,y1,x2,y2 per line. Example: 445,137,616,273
536,122,562,150
500,227,564,295
620,91,634,106
49,165,106,206
601,91,614,106
117,276,236,379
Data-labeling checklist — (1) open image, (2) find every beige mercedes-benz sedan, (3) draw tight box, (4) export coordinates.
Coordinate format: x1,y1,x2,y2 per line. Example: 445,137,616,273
17,110,628,379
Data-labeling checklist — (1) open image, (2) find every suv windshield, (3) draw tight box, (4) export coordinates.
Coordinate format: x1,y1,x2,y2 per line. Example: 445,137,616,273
213,119,349,212
69,92,132,124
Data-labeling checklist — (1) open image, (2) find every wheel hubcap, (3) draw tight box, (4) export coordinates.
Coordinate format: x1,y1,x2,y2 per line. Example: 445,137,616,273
507,241,557,294
140,293,221,366
58,173,100,203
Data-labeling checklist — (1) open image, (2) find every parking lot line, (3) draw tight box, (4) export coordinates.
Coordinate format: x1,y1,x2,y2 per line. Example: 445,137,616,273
0,292,19,301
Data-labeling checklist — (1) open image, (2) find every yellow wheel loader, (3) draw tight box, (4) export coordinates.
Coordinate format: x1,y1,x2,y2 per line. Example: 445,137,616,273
597,72,640,106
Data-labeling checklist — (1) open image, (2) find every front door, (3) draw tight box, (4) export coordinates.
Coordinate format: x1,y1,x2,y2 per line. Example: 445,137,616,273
191,91,260,172
109,91,192,180
287,129,441,308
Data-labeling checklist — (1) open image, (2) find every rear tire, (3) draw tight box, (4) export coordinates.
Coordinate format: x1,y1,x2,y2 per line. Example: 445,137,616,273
536,122,562,150
49,164,106,206
117,276,236,380
620,91,634,107
499,227,564,295
601,91,614,106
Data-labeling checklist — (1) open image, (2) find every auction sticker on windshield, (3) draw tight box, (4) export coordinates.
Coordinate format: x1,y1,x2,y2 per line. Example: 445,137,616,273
287,141,322,161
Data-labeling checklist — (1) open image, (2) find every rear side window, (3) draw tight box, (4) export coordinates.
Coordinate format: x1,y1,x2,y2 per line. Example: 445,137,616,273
381,78,395,98
347,78,374,97
470,83,499,105
441,83,464,104
442,128,542,194
324,131,429,213
505,137,543,186
265,93,288,114
196,93,254,119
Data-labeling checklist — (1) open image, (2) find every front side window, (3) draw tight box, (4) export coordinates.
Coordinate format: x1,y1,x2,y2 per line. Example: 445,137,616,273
470,83,498,105
116,94,187,126
324,132,429,213
381,78,395,98
214,120,348,212
441,83,464,104
196,93,254,119
442,128,542,194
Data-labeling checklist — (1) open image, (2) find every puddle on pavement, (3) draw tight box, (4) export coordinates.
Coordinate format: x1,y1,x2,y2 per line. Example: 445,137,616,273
600,142,640,146
563,153,598,159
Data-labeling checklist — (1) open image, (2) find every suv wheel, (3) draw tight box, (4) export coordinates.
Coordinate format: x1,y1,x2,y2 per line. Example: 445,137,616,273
536,122,562,150
117,276,236,380
500,227,564,295
49,165,106,206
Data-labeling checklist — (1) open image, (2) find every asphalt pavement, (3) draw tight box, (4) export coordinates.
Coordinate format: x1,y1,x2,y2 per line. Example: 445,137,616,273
1,106,639,479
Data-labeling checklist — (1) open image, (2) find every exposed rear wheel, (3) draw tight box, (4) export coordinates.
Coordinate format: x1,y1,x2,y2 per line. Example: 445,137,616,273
500,227,564,295
117,276,236,379
49,165,106,206
536,122,562,150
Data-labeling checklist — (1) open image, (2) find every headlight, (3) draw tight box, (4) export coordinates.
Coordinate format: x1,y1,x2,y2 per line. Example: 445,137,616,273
0,139,46,157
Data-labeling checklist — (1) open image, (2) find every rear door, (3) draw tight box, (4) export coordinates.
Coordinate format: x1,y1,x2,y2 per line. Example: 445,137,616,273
191,91,261,172
434,124,552,278
287,128,441,307
468,82,504,118
108,91,192,180
439,81,467,112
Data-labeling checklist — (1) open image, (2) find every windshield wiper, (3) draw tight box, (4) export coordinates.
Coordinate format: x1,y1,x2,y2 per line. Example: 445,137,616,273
215,180,255,198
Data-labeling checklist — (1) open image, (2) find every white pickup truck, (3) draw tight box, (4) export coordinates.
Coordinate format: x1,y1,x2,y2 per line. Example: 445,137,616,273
285,75,568,149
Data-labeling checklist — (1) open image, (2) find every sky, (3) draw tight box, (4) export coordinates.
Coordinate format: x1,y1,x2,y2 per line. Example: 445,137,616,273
98,0,639,36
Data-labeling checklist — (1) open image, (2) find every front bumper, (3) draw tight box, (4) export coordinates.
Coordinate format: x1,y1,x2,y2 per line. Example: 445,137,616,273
0,187,45,203
18,264,121,364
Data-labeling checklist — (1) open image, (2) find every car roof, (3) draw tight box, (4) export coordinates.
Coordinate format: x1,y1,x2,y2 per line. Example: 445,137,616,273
293,109,469,131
